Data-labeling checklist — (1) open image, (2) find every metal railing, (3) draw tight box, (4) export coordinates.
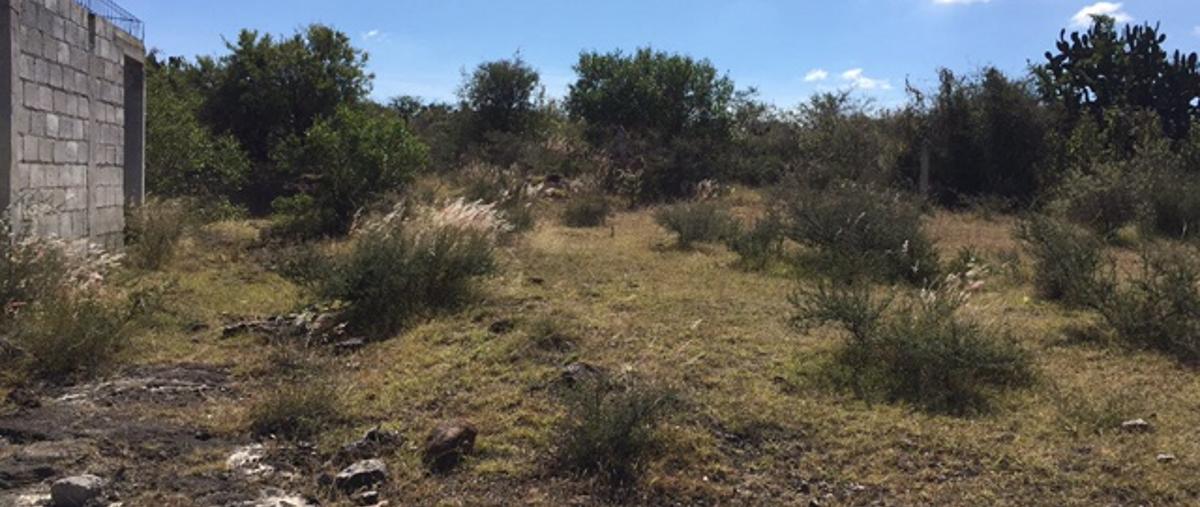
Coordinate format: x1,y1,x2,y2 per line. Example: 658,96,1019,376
74,0,144,41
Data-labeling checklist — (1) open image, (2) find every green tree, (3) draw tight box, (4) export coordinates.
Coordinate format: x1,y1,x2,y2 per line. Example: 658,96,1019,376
567,48,737,199
199,25,372,208
460,55,543,139
272,105,428,236
145,54,249,200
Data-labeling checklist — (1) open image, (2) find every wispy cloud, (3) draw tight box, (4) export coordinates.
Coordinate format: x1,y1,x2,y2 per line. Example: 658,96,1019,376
804,69,829,82
362,29,386,42
932,0,991,5
840,68,892,91
1070,2,1132,28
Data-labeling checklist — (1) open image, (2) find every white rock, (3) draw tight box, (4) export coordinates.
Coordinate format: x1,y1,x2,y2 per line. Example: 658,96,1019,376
1157,453,1177,464
227,444,274,477
1120,418,1153,432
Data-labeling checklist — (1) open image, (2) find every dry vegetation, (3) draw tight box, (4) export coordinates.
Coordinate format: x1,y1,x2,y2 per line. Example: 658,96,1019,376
6,189,1199,506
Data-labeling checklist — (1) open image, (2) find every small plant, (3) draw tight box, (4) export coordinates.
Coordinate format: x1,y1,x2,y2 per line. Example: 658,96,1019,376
792,275,1032,415
554,376,676,487
725,213,785,271
1145,169,1200,240
319,199,503,338
126,198,190,270
562,194,611,228
1049,164,1145,239
654,201,736,248
248,381,342,440
527,317,574,351
13,291,135,381
1016,215,1106,307
1091,245,1200,363
781,182,939,284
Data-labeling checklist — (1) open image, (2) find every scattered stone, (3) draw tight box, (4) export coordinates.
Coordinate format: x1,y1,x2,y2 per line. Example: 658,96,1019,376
1157,453,1177,464
1121,418,1153,433
335,459,388,493
334,338,367,353
489,319,515,335
559,362,606,386
227,444,274,477
528,276,545,286
222,305,349,347
334,427,404,465
244,489,317,507
423,419,478,473
351,489,380,505
50,474,105,507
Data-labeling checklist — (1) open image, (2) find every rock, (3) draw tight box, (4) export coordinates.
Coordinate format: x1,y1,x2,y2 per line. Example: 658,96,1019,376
334,426,404,465
351,490,380,505
50,474,105,507
335,459,388,493
244,489,317,507
334,338,367,353
1120,418,1153,433
560,362,606,386
423,419,477,473
1157,453,1177,464
227,444,274,477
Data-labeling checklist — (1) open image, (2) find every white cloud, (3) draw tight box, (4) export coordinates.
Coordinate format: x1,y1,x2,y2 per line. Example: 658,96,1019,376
1070,2,1132,28
840,68,892,91
803,69,829,82
362,29,383,41
932,0,990,5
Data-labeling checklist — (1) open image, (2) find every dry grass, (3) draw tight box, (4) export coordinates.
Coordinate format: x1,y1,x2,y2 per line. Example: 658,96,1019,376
81,193,1200,505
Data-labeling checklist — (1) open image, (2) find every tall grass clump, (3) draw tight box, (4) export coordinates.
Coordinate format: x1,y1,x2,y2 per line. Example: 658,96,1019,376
792,273,1033,415
1016,215,1106,307
654,201,736,248
1,223,132,381
562,194,611,228
553,376,676,488
781,181,939,284
724,213,786,271
125,198,191,270
319,199,505,338
458,163,539,233
1091,245,1200,363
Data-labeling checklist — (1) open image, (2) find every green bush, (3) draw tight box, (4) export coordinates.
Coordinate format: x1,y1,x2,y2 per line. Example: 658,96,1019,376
1016,215,1106,307
1050,164,1145,239
1092,246,1200,363
792,279,1033,415
724,213,785,271
562,194,611,228
654,201,736,248
1145,169,1200,240
248,381,341,440
271,105,428,237
780,182,939,284
125,199,191,270
319,201,501,338
554,376,676,487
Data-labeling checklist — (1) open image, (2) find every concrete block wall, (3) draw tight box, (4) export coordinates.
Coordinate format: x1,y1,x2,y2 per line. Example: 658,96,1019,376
2,0,144,249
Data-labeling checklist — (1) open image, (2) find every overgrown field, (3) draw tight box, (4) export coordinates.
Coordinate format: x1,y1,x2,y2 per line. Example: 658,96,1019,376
4,188,1199,506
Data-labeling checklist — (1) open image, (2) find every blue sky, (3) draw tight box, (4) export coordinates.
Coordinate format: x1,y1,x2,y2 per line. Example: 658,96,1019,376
121,0,1199,108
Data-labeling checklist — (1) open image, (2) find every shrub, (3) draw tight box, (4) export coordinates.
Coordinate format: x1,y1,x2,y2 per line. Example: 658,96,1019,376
1016,215,1106,307
271,105,428,237
792,277,1032,415
1092,246,1200,363
13,291,135,381
1049,164,1145,239
248,381,341,440
780,181,939,284
562,194,611,228
554,376,676,487
527,317,574,351
125,199,190,270
724,213,785,271
0,225,70,329
654,201,736,248
1145,169,1200,240
319,200,504,338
